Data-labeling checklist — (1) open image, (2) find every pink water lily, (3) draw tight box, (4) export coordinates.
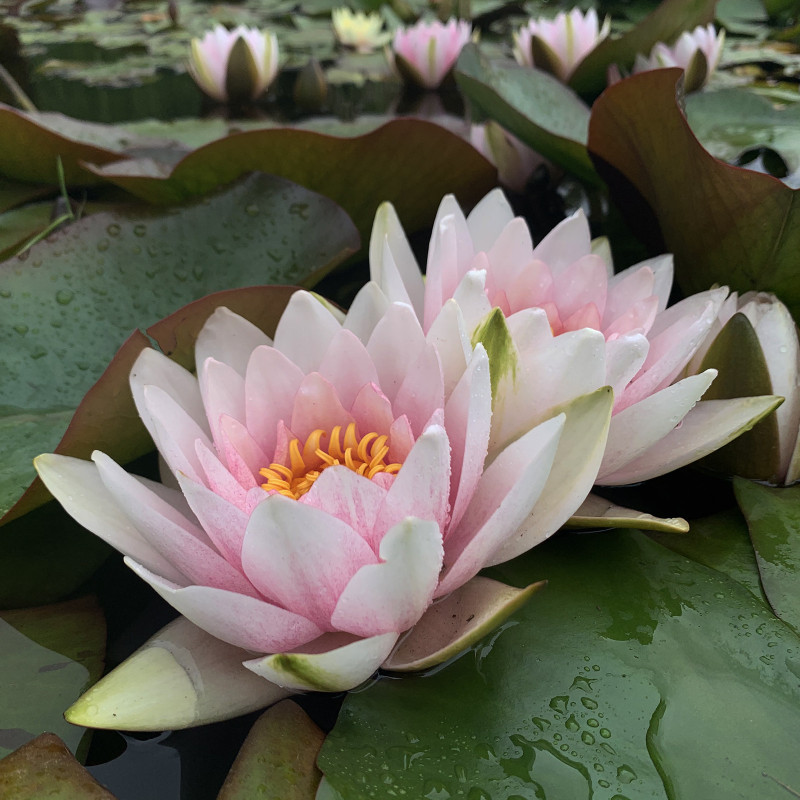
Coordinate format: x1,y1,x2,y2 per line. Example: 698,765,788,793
188,25,279,103
35,290,584,697
513,8,610,82
392,18,472,89
369,190,780,487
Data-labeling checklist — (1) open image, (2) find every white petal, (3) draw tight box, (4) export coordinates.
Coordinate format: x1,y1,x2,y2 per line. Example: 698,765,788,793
343,281,390,344
465,189,515,254
195,307,272,376
426,298,472,398
273,291,342,373
531,210,591,273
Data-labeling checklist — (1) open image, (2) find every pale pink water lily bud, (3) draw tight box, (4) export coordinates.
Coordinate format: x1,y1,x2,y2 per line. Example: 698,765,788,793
35,288,598,713
392,18,472,89
188,25,280,104
332,8,392,53
469,121,546,193
632,24,724,91
368,189,780,488
689,291,800,485
513,8,610,82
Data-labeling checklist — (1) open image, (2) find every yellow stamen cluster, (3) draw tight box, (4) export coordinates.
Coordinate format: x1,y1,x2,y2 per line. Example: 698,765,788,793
260,422,402,500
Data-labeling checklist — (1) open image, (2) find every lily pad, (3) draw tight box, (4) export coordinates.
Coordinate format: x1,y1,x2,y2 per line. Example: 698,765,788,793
87,118,497,243
319,530,800,799
454,44,598,184
0,173,357,522
0,597,105,759
734,477,800,633
588,69,800,320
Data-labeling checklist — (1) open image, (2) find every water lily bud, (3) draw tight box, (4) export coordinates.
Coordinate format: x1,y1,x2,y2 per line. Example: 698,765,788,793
693,292,800,484
469,121,546,193
435,0,471,23
632,24,724,92
188,25,279,105
332,8,391,53
293,58,328,112
513,8,610,82
392,18,472,90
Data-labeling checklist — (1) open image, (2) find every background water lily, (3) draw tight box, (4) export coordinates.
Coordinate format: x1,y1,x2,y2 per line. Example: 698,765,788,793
392,19,472,89
332,8,391,53
369,189,780,487
34,288,604,719
188,25,280,104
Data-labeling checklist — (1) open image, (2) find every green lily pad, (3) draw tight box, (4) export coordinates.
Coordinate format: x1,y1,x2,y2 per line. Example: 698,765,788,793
217,701,324,799
588,69,800,320
87,118,497,243
454,44,598,185
319,530,800,799
0,173,358,523
0,597,105,759
0,733,116,799
734,477,800,633
569,0,717,97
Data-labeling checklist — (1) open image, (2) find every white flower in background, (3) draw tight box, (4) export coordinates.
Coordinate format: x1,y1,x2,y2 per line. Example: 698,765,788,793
332,8,392,53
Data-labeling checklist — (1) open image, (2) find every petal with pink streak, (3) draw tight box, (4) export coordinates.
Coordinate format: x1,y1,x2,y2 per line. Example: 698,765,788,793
599,395,782,485
318,329,380,410
301,466,385,539
241,495,378,629
130,348,208,445
176,472,250,570
290,373,354,443
34,453,187,585
369,202,425,318
388,414,415,464
273,290,343,373
92,451,258,596
426,298,471,397
195,440,248,507
372,425,451,551
603,264,655,329
552,254,608,321
126,559,323,653
245,345,304,456
437,414,564,596
194,306,272,377
366,303,426,404
393,342,444,438
599,371,716,478
630,254,674,313
199,358,246,455
332,517,443,637
562,303,602,333
604,296,658,339
486,217,535,288
143,384,214,484
218,415,266,489
445,345,491,532
647,287,727,341
349,382,395,437
531,210,591,273
466,188,515,254
244,631,398,691
344,281,390,344
505,259,554,315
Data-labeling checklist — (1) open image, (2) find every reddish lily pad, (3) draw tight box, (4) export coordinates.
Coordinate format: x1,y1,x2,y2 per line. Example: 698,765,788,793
86,119,497,242
588,69,800,319
569,0,717,97
0,734,116,799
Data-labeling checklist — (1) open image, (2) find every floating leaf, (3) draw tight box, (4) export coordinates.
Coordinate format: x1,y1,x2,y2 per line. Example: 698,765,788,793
454,44,597,184
320,530,800,799
0,733,116,799
217,701,324,799
0,597,105,758
589,69,800,319
734,477,800,633
0,173,357,522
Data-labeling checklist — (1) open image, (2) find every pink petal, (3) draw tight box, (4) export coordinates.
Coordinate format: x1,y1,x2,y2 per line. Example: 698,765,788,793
552,254,608,321
392,342,444,438
199,358,246,455
603,264,655,329
273,290,343,373
486,217,535,288
195,439,248,506
217,414,265,488
290,373,354,443
194,306,272,376
317,329,380,411
531,210,592,273
465,188,515,253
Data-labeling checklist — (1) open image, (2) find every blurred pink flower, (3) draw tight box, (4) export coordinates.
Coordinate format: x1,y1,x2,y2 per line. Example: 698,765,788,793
469,121,547,193
36,290,580,694
392,19,472,89
368,190,779,486
188,25,279,103
513,8,609,81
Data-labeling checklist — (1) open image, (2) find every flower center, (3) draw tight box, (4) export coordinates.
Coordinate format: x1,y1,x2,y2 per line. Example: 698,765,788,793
259,422,402,500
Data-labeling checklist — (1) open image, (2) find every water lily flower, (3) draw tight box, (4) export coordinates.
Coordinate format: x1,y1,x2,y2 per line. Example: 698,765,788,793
332,8,391,53
688,291,800,484
35,288,606,721
188,25,279,104
632,24,724,92
368,189,780,487
469,121,546,193
392,18,472,89
513,8,610,82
